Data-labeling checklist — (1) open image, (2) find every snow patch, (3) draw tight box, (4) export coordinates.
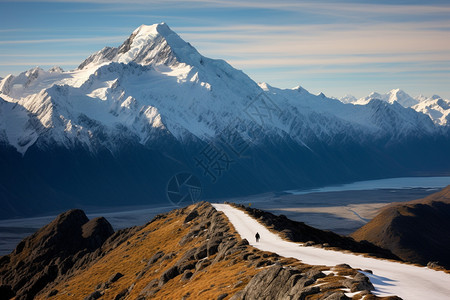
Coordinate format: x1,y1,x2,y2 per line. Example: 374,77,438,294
213,203,450,300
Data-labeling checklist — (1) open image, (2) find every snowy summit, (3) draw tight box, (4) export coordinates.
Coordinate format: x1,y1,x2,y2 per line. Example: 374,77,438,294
0,23,448,155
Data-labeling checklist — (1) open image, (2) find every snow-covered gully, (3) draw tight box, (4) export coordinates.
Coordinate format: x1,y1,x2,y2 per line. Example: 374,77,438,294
212,203,450,300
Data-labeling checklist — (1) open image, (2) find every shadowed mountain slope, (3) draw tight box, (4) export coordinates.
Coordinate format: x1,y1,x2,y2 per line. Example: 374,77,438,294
351,185,450,269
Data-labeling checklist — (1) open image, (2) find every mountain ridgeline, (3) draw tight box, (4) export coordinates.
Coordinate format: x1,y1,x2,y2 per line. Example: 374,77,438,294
0,202,396,299
351,185,450,269
1,23,450,218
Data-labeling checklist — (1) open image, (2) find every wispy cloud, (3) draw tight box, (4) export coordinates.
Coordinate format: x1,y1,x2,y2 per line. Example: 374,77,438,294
0,28,29,33
0,61,83,66
5,0,450,20
179,22,450,69
176,20,450,97
0,53,88,57
0,36,126,45
227,54,450,68
9,0,450,14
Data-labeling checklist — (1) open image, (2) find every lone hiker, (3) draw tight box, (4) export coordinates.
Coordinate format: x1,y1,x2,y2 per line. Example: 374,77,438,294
255,232,260,243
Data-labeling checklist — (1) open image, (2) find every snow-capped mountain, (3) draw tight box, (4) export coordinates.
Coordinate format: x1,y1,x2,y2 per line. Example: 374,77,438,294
339,94,357,104
0,24,264,154
413,95,450,126
1,23,450,218
359,89,419,107
342,89,418,107
260,84,436,140
340,89,450,125
0,24,444,155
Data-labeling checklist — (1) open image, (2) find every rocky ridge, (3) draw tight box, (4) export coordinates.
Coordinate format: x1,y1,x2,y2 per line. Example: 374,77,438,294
0,209,117,300
0,202,398,299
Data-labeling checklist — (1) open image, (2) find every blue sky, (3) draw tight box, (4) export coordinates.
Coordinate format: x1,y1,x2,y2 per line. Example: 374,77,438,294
1,0,449,99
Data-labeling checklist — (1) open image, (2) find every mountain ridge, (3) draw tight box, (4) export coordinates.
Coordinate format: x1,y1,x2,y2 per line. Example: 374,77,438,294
1,23,450,218
0,202,398,299
1,23,448,156
351,185,450,269
339,89,450,125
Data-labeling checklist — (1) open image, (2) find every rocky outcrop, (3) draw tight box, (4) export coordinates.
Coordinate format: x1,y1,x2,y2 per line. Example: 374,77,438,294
230,202,399,260
352,185,450,269
233,264,375,300
139,202,252,297
232,265,320,299
0,209,114,300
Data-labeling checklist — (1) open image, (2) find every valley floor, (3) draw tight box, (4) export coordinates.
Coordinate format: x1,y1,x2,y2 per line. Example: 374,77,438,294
0,185,446,255
212,203,450,300
228,187,442,234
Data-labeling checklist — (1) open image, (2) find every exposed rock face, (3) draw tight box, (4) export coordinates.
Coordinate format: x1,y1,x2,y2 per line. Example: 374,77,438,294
0,209,114,299
352,185,450,269
230,203,399,260
233,264,375,300
232,265,320,299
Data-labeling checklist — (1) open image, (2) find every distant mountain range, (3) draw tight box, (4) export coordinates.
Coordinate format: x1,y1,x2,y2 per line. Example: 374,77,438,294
339,89,450,126
1,23,450,218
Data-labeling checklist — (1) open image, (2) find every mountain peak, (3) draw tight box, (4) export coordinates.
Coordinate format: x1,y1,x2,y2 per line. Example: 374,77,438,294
359,89,418,108
79,22,199,70
387,89,418,107
389,88,408,98
133,22,171,37
48,66,64,73
258,82,272,91
339,94,357,104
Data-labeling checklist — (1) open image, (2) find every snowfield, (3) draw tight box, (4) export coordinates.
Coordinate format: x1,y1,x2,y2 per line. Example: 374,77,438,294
1,23,448,156
212,203,450,300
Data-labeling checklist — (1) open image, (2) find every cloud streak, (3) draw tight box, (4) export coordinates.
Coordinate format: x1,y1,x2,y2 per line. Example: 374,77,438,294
0,61,83,66
227,54,450,68
178,22,450,73
9,0,450,15
0,36,126,45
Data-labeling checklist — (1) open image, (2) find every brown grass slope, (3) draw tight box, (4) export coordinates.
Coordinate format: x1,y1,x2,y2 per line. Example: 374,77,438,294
0,202,401,300
351,185,450,269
